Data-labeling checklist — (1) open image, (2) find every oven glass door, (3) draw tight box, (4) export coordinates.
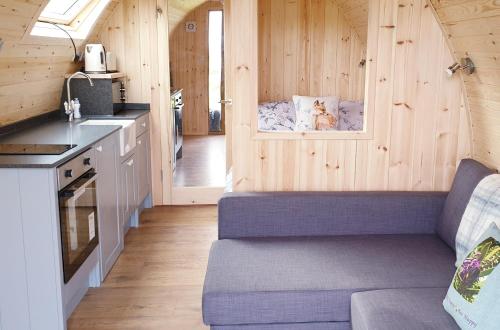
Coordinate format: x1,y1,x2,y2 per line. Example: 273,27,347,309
59,170,99,283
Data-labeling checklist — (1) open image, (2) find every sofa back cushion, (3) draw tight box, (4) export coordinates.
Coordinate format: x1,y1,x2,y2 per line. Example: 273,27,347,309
437,159,494,250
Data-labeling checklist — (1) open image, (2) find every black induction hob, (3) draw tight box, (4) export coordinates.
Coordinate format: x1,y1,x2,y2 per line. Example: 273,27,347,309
0,144,77,155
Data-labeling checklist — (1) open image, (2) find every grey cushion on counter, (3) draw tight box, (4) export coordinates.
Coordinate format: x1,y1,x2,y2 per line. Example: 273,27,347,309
436,159,494,250
351,288,459,330
218,192,447,239
202,235,455,326
212,322,349,330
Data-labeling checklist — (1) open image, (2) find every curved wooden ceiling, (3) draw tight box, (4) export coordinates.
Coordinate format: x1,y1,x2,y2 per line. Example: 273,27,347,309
0,0,117,127
168,0,222,32
430,0,500,170
336,0,499,170
337,0,369,44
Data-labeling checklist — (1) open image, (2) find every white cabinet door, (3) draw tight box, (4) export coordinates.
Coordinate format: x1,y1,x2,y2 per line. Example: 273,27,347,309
121,153,137,235
135,132,151,205
95,132,123,280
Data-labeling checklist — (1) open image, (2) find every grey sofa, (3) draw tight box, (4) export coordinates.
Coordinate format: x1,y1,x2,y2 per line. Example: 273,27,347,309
202,159,494,329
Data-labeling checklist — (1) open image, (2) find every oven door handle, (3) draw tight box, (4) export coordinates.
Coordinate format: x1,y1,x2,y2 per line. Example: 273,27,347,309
60,171,97,199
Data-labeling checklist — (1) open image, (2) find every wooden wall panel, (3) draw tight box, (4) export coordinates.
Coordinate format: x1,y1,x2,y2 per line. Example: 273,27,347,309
258,0,367,102
169,1,223,136
232,0,472,193
168,0,214,35
95,0,173,205
0,0,118,127
337,0,369,43
430,0,500,172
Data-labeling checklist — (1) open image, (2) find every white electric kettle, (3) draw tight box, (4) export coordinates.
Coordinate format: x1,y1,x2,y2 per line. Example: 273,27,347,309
85,44,106,73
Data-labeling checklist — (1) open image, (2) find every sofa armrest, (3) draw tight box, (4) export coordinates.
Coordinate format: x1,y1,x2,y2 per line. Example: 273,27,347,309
218,192,448,239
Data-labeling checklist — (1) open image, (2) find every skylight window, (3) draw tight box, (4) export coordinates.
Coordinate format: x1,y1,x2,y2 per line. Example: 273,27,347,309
39,0,92,25
31,0,110,40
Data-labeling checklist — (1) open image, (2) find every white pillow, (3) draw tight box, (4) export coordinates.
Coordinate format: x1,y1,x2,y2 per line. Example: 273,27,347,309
455,174,500,266
292,95,340,131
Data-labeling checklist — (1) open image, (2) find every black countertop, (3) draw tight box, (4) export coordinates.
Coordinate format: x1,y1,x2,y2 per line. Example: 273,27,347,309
0,109,149,169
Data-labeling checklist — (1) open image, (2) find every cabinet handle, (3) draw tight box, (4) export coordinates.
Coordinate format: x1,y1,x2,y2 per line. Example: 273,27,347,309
127,159,134,166
141,122,146,127
138,140,142,145
96,146,103,152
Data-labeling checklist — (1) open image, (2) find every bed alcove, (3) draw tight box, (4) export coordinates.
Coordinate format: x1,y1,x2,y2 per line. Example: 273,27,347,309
230,0,499,193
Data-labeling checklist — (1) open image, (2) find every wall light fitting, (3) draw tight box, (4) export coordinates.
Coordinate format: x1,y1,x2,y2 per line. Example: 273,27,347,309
446,57,475,77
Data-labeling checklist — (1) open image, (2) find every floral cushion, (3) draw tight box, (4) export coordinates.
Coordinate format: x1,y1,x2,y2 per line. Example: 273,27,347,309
338,100,364,131
257,101,295,132
455,174,500,266
257,99,363,132
443,222,500,329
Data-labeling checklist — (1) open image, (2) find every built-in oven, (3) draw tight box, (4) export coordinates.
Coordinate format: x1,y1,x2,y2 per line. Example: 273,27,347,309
57,149,99,283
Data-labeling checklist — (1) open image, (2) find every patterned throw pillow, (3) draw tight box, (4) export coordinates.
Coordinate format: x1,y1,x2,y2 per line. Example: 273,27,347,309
455,174,500,266
338,100,364,131
292,95,340,131
443,222,500,329
257,101,296,132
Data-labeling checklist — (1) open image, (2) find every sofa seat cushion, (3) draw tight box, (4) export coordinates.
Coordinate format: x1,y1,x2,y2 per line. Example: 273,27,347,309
212,322,350,330
202,235,455,326
351,288,459,330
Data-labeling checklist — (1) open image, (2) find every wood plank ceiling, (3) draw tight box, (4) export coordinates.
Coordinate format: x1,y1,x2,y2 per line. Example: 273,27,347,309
430,0,500,171
168,0,221,33
0,0,118,127
337,0,369,44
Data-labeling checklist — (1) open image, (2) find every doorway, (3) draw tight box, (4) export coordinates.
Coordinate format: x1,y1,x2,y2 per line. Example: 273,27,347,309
208,10,224,134
168,1,229,204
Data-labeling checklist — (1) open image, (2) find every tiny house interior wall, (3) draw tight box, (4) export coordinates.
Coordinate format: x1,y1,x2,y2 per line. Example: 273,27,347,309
92,0,172,205
0,0,499,203
0,0,118,127
258,0,367,103
430,0,500,175
231,0,473,192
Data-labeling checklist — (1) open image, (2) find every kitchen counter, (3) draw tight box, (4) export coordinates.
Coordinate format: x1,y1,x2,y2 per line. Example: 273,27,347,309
0,106,150,168
0,120,121,168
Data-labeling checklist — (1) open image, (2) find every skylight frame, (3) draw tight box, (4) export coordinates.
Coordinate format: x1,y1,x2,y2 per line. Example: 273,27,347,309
30,0,111,41
38,0,93,25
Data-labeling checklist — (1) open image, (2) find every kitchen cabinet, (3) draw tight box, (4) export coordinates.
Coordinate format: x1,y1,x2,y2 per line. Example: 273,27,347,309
94,131,123,280
135,132,151,205
0,112,151,329
121,153,137,235
119,114,152,236
136,114,149,137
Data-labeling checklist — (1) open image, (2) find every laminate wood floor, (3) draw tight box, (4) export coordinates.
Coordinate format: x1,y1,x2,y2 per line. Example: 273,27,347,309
174,135,226,187
68,206,217,330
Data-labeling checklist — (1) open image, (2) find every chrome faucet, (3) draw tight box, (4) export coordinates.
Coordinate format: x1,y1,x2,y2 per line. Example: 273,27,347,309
65,72,94,122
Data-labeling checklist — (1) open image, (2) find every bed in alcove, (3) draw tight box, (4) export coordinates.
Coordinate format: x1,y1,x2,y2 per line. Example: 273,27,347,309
257,0,367,133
